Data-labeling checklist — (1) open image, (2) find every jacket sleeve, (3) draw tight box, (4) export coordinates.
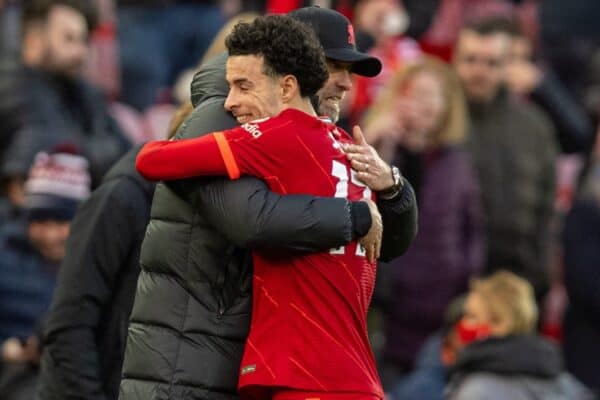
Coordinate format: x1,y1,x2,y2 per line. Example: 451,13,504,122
563,198,600,316
377,177,418,262
38,179,148,400
169,176,354,252
531,71,595,153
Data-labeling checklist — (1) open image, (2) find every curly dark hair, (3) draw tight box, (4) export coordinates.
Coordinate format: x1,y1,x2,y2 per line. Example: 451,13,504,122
225,15,328,98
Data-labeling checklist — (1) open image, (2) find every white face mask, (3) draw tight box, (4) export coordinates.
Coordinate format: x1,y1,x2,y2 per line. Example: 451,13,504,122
382,9,409,37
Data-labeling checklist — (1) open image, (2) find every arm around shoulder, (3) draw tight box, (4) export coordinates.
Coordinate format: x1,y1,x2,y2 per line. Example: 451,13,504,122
173,176,355,252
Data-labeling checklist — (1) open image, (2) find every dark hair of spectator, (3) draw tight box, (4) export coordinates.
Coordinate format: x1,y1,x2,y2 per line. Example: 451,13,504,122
21,0,98,35
463,15,521,37
225,15,328,98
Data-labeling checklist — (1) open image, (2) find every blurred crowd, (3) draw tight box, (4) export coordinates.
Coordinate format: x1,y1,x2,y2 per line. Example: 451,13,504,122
1,0,600,399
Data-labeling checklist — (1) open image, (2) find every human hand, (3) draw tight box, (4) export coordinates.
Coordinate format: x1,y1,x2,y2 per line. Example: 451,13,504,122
342,126,395,191
2,336,40,364
363,110,404,146
359,198,383,263
506,60,542,95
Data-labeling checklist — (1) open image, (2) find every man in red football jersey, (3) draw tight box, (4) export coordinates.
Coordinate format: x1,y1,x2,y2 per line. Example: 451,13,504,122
136,15,385,400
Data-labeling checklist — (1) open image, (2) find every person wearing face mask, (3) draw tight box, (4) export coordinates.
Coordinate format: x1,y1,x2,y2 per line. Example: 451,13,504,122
348,0,424,126
361,57,484,385
446,270,593,400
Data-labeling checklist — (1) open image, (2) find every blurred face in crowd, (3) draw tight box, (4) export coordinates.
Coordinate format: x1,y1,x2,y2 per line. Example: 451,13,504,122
396,70,446,151
224,55,286,124
316,60,352,123
453,30,511,103
43,5,89,77
354,0,408,42
28,220,71,263
463,291,510,337
22,5,90,77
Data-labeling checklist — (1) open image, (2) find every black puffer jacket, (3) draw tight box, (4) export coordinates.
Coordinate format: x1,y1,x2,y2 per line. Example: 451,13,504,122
119,54,417,399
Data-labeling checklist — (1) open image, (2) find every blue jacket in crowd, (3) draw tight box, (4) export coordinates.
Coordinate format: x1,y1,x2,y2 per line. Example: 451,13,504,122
0,220,58,342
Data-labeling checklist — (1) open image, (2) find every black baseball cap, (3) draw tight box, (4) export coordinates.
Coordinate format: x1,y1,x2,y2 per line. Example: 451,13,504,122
288,6,382,77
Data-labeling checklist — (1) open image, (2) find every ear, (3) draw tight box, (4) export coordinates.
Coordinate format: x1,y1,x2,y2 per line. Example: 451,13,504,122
280,75,300,103
22,24,46,65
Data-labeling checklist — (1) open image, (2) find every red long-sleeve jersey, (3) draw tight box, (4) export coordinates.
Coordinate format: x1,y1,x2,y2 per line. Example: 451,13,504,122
136,108,383,399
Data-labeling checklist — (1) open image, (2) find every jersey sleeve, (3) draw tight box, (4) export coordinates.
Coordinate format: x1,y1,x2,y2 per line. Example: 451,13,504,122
135,133,232,181
136,117,292,182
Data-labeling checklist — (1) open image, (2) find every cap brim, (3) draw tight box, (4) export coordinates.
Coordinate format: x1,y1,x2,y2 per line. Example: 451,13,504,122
324,48,382,77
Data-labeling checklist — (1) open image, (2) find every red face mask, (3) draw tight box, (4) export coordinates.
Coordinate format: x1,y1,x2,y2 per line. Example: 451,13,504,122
456,319,491,345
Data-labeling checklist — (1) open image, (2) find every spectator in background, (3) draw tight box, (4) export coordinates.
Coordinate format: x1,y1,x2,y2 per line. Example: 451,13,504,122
0,150,90,400
453,16,557,301
562,128,600,397
0,0,130,206
363,57,483,382
446,271,593,400
504,18,595,154
116,0,224,111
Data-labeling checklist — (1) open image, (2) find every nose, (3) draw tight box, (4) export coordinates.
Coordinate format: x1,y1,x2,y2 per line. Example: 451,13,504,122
337,69,352,92
224,89,237,112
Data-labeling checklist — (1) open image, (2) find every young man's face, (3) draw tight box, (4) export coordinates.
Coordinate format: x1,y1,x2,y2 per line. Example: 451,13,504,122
316,60,352,122
41,4,89,78
224,55,284,124
28,220,71,263
453,30,510,103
